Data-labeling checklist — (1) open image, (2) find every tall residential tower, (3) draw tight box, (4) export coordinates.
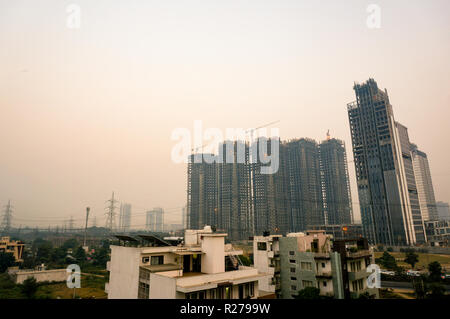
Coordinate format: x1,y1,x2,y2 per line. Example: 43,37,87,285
347,79,425,245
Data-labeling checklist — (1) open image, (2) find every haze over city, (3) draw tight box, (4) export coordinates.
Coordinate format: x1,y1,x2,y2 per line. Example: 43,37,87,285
0,0,449,228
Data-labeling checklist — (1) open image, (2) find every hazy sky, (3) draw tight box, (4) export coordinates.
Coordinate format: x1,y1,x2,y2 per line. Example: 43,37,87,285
0,0,449,228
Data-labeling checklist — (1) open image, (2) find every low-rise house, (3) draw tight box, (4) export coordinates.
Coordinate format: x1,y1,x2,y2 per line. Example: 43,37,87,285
106,226,267,299
253,230,379,299
0,236,25,262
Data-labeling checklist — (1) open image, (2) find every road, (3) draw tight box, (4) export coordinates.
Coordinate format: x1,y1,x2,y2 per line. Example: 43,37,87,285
381,280,450,292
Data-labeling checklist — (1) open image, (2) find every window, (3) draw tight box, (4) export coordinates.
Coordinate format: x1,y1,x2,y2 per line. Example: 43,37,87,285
289,251,295,256
358,279,364,290
290,267,296,273
291,285,297,291
151,255,164,265
323,281,327,287
302,280,313,288
138,282,149,299
301,262,312,271
257,242,267,251
290,277,297,281
142,257,149,263
289,259,296,264
321,263,326,268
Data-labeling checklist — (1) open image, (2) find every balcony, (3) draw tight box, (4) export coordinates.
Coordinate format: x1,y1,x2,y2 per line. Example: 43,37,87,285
348,269,369,281
313,253,330,259
316,271,333,278
346,250,371,259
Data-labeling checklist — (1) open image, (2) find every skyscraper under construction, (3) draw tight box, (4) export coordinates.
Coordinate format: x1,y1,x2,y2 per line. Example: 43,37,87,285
284,138,324,232
319,136,353,225
187,153,219,231
217,141,252,240
347,78,425,245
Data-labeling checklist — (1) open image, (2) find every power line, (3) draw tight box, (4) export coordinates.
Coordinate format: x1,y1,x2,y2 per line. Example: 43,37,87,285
105,192,118,232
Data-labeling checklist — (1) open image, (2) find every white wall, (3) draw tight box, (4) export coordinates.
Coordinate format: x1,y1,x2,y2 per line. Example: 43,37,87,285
253,237,274,292
201,236,225,274
107,246,141,299
149,273,177,299
14,269,67,284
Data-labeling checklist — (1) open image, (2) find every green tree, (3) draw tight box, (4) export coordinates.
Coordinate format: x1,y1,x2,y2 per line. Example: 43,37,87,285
74,246,87,264
62,239,79,251
50,247,67,265
92,247,109,268
35,241,53,264
376,251,397,270
294,287,322,299
404,251,419,269
412,277,427,299
0,252,16,273
427,283,445,299
428,261,442,282
20,277,39,299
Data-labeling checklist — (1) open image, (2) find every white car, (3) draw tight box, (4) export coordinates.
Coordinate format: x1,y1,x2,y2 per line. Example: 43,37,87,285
380,270,395,276
406,270,421,276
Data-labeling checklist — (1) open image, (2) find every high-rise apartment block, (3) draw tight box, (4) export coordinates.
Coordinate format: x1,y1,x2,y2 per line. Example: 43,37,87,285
347,79,425,245
411,145,438,221
119,203,132,232
436,202,450,221
318,137,353,225
146,208,164,232
188,135,354,239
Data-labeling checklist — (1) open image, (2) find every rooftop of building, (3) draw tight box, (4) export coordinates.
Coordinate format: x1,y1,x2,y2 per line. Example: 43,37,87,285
154,266,266,292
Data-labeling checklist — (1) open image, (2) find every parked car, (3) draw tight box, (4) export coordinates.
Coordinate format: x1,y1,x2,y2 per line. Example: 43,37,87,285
380,269,395,276
406,270,421,277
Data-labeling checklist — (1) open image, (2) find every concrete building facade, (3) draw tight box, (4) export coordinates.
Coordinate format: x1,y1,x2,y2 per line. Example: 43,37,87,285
119,203,132,232
0,236,24,262
347,78,423,245
106,226,266,299
318,137,353,225
411,145,438,221
146,207,164,232
436,202,450,221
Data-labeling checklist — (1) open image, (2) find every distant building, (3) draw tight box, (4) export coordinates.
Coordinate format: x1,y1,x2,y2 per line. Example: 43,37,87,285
436,202,450,221
284,138,324,232
119,203,132,232
307,224,363,240
252,137,289,236
187,153,219,231
411,145,438,221
181,206,187,229
146,208,164,232
0,236,24,262
424,220,450,247
347,79,425,245
217,141,252,240
319,137,353,225
106,226,266,299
